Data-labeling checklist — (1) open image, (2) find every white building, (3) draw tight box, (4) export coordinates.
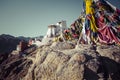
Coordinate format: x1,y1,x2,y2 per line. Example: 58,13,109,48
46,24,57,38
45,20,67,38
29,38,42,47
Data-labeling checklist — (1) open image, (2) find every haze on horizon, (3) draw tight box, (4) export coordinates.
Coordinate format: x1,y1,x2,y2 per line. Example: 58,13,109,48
0,0,120,37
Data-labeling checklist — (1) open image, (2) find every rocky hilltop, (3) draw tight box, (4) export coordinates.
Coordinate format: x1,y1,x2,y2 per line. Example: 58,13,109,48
0,41,120,80
1,0,120,79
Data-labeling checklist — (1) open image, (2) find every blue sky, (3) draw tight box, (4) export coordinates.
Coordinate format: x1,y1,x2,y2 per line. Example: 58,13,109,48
0,0,120,37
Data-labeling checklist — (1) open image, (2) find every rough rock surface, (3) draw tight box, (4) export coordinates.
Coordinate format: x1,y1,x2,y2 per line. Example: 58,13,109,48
0,42,120,80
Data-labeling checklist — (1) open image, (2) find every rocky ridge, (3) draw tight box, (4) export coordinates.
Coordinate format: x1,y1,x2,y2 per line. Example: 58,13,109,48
0,41,120,80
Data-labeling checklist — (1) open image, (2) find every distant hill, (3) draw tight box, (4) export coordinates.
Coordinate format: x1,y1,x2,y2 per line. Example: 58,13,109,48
0,34,31,54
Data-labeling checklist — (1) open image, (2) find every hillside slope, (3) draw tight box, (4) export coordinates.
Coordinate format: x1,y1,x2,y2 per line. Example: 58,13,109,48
0,42,120,80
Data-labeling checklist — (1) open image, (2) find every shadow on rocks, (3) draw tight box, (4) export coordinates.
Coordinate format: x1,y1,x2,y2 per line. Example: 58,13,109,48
100,56,120,80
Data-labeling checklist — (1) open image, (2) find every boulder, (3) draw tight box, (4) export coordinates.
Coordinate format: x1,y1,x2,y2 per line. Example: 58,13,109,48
50,41,75,50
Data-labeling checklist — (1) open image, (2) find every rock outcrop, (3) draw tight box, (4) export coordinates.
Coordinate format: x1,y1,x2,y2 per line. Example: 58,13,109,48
0,42,120,80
